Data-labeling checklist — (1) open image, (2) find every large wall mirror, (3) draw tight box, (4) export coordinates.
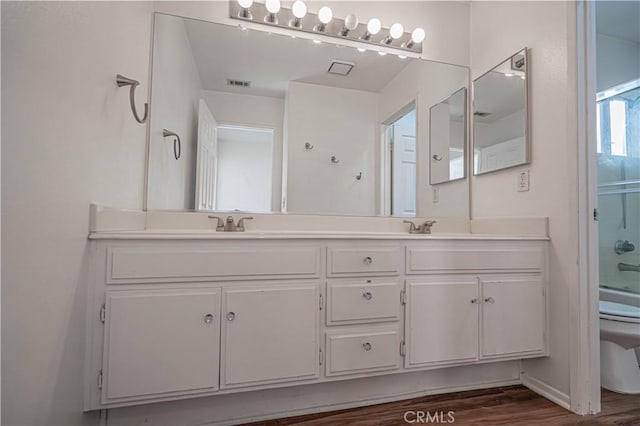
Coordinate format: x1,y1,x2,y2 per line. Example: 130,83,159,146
146,13,470,217
473,48,529,175
429,87,467,184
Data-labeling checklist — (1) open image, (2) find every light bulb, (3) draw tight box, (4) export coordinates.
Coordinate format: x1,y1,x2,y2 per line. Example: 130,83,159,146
344,14,358,31
357,47,366,52
378,51,387,56
318,6,333,24
292,0,307,18
389,23,404,39
238,0,253,8
367,18,381,35
398,55,407,59
265,0,280,14
505,73,514,77
411,28,425,43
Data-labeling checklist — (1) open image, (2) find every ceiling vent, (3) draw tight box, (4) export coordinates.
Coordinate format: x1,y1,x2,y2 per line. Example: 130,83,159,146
474,111,491,117
227,79,251,88
328,60,354,76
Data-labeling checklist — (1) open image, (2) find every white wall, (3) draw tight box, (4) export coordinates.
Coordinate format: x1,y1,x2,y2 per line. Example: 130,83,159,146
470,0,577,402
596,33,640,92
2,2,152,425
147,14,203,210
379,60,469,218
285,82,379,216
200,90,284,212
216,128,274,213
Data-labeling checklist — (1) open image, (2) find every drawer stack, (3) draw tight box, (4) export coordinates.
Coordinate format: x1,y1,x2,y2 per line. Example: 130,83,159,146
324,245,403,377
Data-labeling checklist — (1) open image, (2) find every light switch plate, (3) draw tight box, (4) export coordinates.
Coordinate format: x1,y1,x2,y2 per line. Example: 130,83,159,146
518,170,530,192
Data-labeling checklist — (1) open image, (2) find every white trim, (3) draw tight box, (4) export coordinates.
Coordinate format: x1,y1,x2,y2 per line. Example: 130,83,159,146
203,378,521,426
522,373,571,411
574,0,601,415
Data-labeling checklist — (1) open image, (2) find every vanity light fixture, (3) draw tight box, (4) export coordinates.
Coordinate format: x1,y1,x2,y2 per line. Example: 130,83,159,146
404,27,425,49
361,18,382,41
237,0,253,19
339,14,358,37
228,1,423,54
382,23,404,45
264,0,280,23
314,6,333,32
289,0,307,28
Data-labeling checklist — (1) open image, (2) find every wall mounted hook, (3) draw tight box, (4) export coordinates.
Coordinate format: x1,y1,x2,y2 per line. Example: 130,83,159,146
162,129,181,160
356,172,362,180
330,156,340,164
116,74,148,124
305,142,314,150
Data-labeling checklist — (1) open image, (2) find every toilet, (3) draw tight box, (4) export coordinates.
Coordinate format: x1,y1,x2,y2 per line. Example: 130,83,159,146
600,300,640,394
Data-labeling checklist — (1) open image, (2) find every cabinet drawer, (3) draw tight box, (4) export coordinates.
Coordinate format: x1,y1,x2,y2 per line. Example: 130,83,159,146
327,246,402,277
406,242,545,274
327,279,401,325
325,329,401,376
107,246,320,283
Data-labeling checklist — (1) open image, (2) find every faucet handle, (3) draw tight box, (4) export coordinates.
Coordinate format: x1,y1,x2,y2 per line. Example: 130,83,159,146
403,220,418,233
421,220,436,234
237,216,254,232
208,215,225,231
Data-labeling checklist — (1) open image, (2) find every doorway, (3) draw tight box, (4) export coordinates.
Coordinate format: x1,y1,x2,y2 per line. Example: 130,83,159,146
383,104,417,217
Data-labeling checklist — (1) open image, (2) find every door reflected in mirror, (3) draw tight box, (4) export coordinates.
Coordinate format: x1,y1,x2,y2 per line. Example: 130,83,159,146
429,87,467,184
146,13,470,217
473,48,529,175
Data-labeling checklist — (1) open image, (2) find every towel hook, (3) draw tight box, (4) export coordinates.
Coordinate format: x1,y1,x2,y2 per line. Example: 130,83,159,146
116,74,149,124
330,156,340,164
356,172,362,180
305,142,314,150
162,129,181,160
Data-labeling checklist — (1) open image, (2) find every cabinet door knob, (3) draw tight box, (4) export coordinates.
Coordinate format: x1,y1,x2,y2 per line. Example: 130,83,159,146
363,291,373,300
204,314,214,324
471,298,481,304
484,297,495,304
226,312,236,321
362,342,372,351
363,256,373,265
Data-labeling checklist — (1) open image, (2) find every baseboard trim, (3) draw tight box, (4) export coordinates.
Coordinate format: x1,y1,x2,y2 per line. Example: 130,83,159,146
209,378,521,426
521,373,571,410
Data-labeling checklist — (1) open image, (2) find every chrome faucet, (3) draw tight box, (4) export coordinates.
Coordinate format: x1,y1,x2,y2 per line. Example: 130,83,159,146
618,263,640,272
208,215,253,232
404,220,437,234
614,240,636,255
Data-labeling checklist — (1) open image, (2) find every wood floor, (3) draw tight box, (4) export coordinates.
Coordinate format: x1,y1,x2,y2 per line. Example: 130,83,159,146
242,385,640,425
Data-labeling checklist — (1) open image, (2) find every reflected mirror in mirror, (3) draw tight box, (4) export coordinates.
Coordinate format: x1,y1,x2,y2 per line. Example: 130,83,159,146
146,13,470,217
429,87,467,184
473,48,529,175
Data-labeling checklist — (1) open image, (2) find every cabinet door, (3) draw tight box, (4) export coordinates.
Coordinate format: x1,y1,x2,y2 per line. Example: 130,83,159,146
103,288,220,403
481,275,545,357
405,278,479,368
221,283,320,388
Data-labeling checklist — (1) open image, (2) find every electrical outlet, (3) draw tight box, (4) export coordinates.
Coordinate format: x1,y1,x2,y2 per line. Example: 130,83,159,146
433,186,440,203
517,170,530,192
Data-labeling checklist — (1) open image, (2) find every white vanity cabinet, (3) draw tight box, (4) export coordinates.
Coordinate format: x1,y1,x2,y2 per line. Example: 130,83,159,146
221,283,320,388
101,287,221,404
84,236,548,411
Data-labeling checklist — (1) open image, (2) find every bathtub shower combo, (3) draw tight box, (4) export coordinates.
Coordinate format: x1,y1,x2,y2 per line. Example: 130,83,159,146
597,77,640,394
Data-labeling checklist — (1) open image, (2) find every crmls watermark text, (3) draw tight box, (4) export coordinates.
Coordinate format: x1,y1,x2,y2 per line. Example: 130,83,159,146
404,410,456,423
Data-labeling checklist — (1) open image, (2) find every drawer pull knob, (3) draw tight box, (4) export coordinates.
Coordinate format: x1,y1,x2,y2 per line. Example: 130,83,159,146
363,256,373,265
363,292,373,300
226,312,236,321
362,342,372,351
471,298,481,304
484,297,495,304
204,314,214,324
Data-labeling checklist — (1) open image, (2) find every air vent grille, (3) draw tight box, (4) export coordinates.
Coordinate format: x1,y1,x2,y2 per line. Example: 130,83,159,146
227,79,251,88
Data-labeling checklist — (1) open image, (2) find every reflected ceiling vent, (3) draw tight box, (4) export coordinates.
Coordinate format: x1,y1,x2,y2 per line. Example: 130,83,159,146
328,60,354,76
474,111,491,117
227,78,251,88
